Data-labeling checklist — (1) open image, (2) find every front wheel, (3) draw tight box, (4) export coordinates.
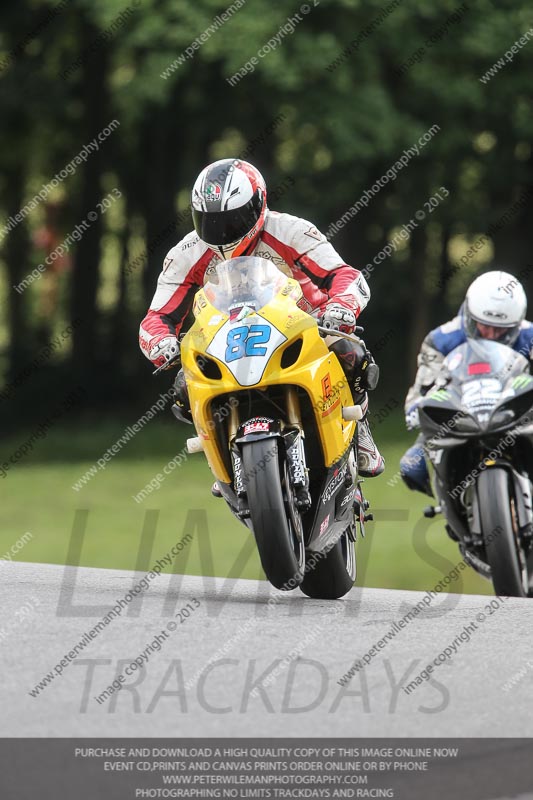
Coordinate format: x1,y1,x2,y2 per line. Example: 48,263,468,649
300,529,356,599
477,467,529,597
241,438,304,590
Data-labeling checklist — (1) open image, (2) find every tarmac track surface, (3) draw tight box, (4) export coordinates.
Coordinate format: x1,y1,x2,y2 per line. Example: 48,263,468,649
1,561,532,737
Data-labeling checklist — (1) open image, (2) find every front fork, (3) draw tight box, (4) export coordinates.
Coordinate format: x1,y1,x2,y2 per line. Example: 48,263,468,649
229,387,311,518
284,386,311,510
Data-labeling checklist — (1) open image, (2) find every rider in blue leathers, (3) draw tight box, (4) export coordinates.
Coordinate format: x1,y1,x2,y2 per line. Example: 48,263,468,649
400,271,533,495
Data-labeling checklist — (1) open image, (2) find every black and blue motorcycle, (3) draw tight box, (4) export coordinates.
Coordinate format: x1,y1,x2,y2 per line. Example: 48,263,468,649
418,338,533,597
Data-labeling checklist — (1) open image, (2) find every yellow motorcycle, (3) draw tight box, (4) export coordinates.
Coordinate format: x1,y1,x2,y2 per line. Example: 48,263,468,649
159,256,372,599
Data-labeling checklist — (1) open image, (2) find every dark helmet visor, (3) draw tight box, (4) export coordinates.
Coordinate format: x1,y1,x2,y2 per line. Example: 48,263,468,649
192,190,263,247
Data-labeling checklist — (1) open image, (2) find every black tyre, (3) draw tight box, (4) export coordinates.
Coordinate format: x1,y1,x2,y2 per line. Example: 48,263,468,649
300,529,356,599
241,438,304,590
477,467,529,597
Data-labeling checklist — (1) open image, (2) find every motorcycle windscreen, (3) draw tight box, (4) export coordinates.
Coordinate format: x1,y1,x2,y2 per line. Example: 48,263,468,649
204,257,289,386
444,339,529,418
203,256,288,315
444,339,528,384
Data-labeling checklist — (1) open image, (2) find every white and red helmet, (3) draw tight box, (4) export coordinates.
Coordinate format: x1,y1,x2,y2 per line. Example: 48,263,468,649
191,159,267,259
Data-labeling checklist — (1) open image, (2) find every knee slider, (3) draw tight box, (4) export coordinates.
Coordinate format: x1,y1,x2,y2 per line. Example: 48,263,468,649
329,339,365,383
364,361,380,391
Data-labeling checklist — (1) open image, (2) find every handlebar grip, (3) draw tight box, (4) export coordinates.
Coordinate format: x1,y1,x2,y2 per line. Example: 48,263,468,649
317,325,364,343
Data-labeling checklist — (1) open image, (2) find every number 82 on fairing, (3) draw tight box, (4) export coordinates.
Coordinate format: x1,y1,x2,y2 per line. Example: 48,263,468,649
225,324,271,362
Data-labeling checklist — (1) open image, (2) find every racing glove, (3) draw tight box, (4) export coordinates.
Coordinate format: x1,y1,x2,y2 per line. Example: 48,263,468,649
149,336,180,368
321,303,357,334
405,403,421,431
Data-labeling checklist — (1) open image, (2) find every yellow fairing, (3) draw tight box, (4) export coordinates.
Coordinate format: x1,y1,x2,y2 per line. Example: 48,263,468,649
181,279,356,483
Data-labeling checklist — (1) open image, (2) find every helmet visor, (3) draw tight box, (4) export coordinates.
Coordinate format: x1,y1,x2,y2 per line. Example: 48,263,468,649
475,322,518,346
465,301,521,346
192,190,263,247
465,313,519,346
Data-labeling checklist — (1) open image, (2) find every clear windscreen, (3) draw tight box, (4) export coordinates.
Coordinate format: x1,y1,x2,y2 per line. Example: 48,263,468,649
443,339,529,416
443,339,528,384
203,256,289,316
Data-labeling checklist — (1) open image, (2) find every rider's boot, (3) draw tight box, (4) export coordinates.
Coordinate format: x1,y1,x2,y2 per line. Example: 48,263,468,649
400,436,433,496
355,392,385,478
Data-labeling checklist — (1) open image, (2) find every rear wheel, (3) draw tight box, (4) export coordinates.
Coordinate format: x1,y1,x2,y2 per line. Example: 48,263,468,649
300,528,356,599
241,438,304,590
477,467,529,597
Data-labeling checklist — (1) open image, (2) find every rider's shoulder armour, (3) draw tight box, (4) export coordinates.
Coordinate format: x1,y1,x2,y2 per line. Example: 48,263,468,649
428,316,466,356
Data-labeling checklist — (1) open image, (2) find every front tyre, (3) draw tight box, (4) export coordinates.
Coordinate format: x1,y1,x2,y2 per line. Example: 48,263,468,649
477,467,529,598
300,529,356,600
241,439,304,590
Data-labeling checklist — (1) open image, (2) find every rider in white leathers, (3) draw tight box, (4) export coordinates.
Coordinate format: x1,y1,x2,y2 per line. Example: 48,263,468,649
139,158,384,477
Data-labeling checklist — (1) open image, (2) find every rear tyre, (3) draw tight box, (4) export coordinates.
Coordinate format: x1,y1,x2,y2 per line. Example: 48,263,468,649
241,439,304,590
300,529,356,599
477,467,529,597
